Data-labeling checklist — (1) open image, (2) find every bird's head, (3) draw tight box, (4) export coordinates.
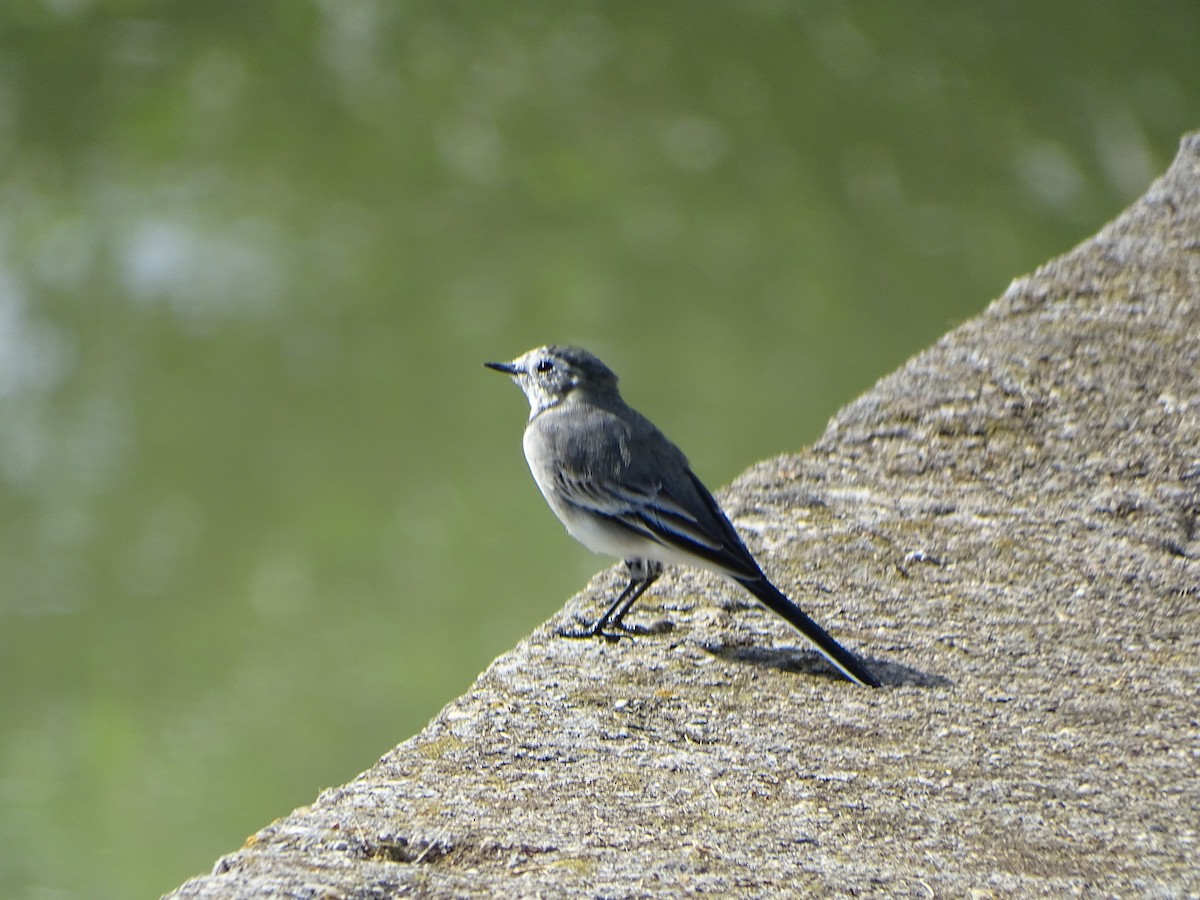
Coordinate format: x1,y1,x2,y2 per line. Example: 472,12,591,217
485,345,619,417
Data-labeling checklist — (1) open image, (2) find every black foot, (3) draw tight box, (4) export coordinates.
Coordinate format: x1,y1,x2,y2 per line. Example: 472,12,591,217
556,621,621,642
556,617,674,641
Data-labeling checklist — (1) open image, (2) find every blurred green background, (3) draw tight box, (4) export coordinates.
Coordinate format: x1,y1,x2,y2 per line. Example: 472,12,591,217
1,1,1196,896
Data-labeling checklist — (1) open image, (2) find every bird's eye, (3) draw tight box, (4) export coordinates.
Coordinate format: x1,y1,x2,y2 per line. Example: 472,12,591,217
536,359,554,373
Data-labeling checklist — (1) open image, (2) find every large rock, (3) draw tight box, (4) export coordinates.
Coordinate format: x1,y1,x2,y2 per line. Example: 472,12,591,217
169,134,1200,898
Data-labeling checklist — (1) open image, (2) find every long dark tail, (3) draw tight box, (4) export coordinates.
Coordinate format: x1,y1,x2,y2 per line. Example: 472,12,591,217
735,575,880,687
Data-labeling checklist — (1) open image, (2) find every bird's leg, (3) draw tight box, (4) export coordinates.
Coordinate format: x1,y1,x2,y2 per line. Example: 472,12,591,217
587,576,653,639
607,560,663,632
558,560,662,640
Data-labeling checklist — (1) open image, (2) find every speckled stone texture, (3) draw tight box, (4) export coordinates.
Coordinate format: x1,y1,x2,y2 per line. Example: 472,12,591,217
168,133,1200,899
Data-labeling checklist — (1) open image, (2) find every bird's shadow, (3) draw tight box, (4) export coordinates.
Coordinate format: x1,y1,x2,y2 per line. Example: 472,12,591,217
701,642,953,689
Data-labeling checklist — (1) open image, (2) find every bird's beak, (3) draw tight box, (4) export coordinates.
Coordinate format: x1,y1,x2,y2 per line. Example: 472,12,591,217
484,360,521,375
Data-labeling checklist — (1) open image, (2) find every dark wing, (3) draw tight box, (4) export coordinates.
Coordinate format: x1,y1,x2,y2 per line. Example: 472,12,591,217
548,402,761,579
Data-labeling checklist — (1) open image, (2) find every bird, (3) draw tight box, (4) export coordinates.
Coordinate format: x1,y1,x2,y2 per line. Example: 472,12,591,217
485,344,880,687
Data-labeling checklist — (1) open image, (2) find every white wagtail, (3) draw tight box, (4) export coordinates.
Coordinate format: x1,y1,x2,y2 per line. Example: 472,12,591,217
485,345,880,688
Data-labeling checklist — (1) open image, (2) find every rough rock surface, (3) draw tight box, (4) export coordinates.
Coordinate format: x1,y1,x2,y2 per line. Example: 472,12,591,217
169,134,1200,898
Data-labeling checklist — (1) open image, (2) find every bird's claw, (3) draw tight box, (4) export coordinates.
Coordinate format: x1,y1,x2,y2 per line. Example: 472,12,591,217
556,621,620,642
556,617,673,641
